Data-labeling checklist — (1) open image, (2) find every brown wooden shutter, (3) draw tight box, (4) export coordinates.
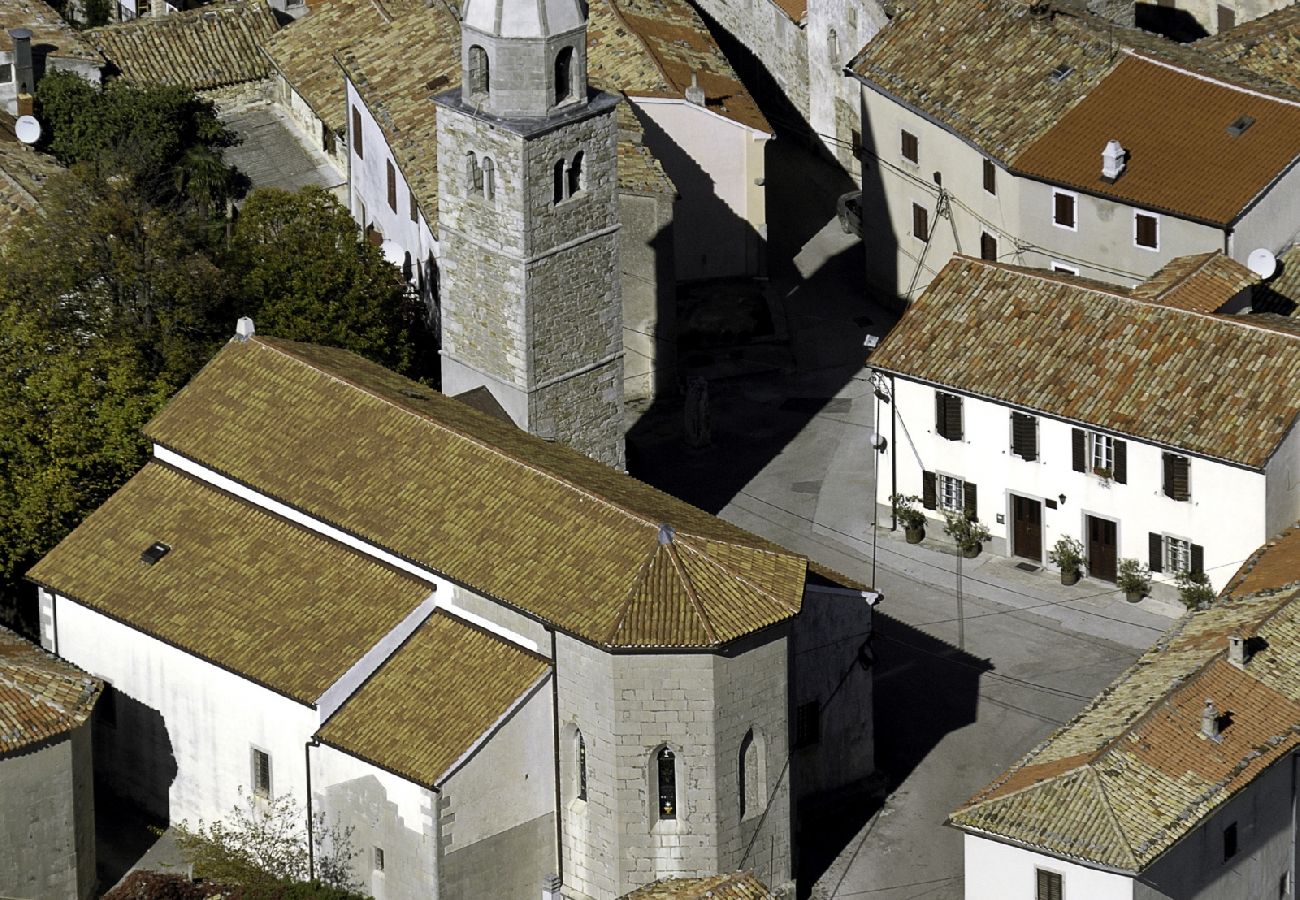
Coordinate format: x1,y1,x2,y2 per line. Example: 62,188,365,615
1012,413,1036,461
964,481,978,521
1172,455,1189,501
947,395,963,441
1054,192,1074,228
935,392,947,438
1072,428,1086,472
922,471,937,510
386,160,397,212
1191,543,1205,576
1149,532,1163,573
980,232,997,261
913,203,929,241
901,130,918,163
352,106,363,159
983,159,996,195
1135,214,1157,248
409,188,418,223
1036,869,1062,900
1217,3,1235,31
1113,440,1127,484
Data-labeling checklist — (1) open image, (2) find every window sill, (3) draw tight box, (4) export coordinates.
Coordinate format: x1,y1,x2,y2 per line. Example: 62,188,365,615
651,817,684,835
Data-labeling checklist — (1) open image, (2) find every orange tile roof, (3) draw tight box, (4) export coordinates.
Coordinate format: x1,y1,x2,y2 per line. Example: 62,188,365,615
0,626,100,753
28,462,435,705
953,527,1300,871
315,611,548,786
869,255,1300,468
1128,251,1258,312
143,337,815,649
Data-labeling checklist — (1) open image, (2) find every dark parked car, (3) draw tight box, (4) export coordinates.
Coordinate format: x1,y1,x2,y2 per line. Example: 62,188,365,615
837,190,862,237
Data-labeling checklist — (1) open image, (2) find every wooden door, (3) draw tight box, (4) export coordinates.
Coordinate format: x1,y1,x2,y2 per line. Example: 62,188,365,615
1012,496,1042,561
1088,516,1118,582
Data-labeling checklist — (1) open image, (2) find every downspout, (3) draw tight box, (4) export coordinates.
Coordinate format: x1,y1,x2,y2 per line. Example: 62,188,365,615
305,738,318,882
550,628,564,884
890,373,898,531
1224,227,1233,259
50,589,59,656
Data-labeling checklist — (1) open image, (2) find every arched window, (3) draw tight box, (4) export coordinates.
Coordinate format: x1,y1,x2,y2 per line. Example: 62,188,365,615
555,46,574,105
466,152,480,194
553,158,566,204
567,150,584,197
481,156,495,200
827,27,838,62
468,45,490,98
739,728,766,820
576,730,588,801
656,747,676,820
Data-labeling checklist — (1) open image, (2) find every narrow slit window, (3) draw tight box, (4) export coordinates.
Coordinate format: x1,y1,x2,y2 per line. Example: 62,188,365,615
553,158,566,204
386,160,397,212
481,156,495,200
983,158,996,195
656,748,676,819
577,730,588,801
352,106,363,159
567,151,584,197
901,130,918,163
251,748,271,798
468,45,489,98
554,46,573,105
912,203,928,241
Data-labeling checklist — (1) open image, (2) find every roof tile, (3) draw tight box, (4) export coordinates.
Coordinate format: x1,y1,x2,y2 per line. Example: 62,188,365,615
0,627,100,753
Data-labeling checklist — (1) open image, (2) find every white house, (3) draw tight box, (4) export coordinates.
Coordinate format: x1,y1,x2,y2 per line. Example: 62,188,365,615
0,0,101,116
29,329,881,899
846,0,1300,305
952,523,1300,900
870,253,1300,591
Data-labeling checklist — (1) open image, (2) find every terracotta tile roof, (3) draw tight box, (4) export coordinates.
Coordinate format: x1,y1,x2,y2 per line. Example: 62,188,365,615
143,337,813,649
952,528,1300,871
869,255,1300,468
28,462,434,705
768,0,804,25
621,873,775,899
262,0,422,133
849,0,1300,223
0,144,60,237
86,0,278,91
0,0,100,63
1198,3,1300,92
315,611,548,786
1128,251,1258,312
0,626,100,754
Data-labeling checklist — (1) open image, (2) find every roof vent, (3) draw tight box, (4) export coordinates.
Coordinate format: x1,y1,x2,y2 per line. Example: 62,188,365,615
1228,633,1248,667
657,523,676,545
1101,139,1126,182
1200,698,1221,740
685,71,705,106
1049,63,1073,83
235,316,255,341
1226,115,1255,137
140,541,171,565
1028,1,1053,28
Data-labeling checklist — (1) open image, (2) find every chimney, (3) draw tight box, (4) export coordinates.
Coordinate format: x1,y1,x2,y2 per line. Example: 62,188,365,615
9,28,33,97
1200,698,1220,740
540,874,562,900
235,317,255,341
1228,634,1247,667
1028,2,1053,29
685,71,705,106
150,0,168,15
1102,139,1126,182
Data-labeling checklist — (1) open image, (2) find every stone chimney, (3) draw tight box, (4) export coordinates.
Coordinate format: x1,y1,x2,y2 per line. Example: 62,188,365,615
1028,2,1053,30
1228,634,1247,667
151,0,169,16
1200,698,1220,740
540,874,562,900
9,28,33,96
685,71,705,106
235,317,255,342
1102,139,1126,182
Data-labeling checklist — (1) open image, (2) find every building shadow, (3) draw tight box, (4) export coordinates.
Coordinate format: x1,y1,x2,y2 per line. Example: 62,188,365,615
1134,3,1208,40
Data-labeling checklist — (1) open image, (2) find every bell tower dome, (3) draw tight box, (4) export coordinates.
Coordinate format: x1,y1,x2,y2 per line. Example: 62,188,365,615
459,0,590,118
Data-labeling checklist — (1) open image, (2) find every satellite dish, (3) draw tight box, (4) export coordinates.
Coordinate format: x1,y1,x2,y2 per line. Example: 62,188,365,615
14,115,40,145
1248,247,1278,279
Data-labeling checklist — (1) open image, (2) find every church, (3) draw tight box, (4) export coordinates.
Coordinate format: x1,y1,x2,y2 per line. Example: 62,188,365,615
27,2,878,896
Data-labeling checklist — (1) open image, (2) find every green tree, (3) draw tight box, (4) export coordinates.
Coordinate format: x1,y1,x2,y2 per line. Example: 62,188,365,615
227,187,432,379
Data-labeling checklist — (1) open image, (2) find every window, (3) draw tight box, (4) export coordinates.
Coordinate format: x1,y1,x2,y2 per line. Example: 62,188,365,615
1224,821,1238,861
938,473,965,513
576,729,588,801
409,188,418,223
1011,412,1037,461
1036,869,1062,900
567,151,584,197
1279,872,1289,899
1052,262,1079,275
983,159,996,195
846,5,856,28
374,847,385,872
1090,432,1114,473
1166,535,1192,574
1217,3,1235,31
912,203,929,241
467,152,482,194
656,748,676,819
351,106,363,159
934,391,963,441
1072,428,1126,482
251,748,271,799
1135,211,1158,249
554,46,573,105
468,45,489,98
1149,533,1203,575
553,158,565,204
900,130,918,164
827,27,838,62
386,160,397,212
795,701,820,747
482,156,495,200
739,728,765,820
1052,189,1076,230
1162,452,1190,501
0,64,11,83
980,231,997,261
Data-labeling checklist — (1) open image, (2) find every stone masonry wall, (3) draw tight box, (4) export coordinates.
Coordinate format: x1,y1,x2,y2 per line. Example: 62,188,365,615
530,359,625,468
693,0,809,120
524,109,620,256
527,237,621,385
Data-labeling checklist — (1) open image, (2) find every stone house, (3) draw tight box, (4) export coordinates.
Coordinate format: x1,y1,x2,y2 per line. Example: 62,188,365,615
0,627,100,900
0,140,61,237
869,253,1300,592
0,0,101,116
1148,0,1293,37
846,0,1300,305
30,329,880,899
953,522,1300,899
1196,2,1300,90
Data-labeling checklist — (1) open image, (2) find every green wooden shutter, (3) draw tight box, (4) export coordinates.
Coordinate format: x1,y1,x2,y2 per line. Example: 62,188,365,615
1072,428,1086,472
1113,440,1127,484
1149,533,1163,573
922,471,937,510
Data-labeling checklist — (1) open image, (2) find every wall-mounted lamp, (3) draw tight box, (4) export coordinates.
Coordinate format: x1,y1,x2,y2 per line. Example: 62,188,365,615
1058,494,1067,506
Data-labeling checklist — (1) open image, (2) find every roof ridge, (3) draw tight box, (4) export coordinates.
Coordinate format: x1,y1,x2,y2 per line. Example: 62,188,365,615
600,0,676,94
604,538,662,645
663,538,719,644
1085,766,1142,869
1151,251,1219,300
1122,48,1300,109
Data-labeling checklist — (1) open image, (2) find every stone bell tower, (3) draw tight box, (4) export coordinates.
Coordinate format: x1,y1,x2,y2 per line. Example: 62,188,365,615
434,0,624,468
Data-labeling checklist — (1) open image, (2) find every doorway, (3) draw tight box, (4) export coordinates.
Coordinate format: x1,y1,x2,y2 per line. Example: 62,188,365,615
1011,495,1042,561
1087,515,1118,582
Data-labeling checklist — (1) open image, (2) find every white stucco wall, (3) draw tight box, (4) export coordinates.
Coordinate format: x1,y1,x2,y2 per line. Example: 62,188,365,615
271,72,348,172
877,376,1270,590
1264,421,1300,542
0,58,101,117
805,0,885,171
964,833,1136,900
1231,157,1300,265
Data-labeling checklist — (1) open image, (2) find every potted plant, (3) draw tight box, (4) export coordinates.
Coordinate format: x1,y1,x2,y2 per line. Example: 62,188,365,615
1048,536,1085,585
1116,558,1151,603
1093,465,1113,481
943,509,991,558
1176,570,1216,610
891,493,927,543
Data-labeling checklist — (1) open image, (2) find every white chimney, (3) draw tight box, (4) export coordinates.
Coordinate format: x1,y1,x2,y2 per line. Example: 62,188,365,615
151,0,168,16
1102,139,1126,181
685,71,705,106
541,874,562,900
1200,698,1219,740
235,317,256,341
1228,634,1247,667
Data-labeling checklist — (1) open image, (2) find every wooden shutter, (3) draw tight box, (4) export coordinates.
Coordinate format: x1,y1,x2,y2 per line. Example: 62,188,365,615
1191,544,1205,576
1135,214,1157,248
980,232,997,261
1113,440,1127,484
913,204,929,241
935,392,947,438
1036,869,1062,900
1217,3,1235,31
946,395,963,441
1012,413,1036,461
1149,533,1163,572
386,160,397,211
922,471,937,510
901,130,918,163
964,481,978,521
409,188,418,223
1171,454,1189,501
1072,428,1086,472
1054,192,1074,228
983,159,996,195
352,106,363,159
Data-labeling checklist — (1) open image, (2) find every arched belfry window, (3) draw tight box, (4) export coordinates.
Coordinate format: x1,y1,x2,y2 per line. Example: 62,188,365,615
555,46,574,105
576,730,588,801
466,152,482,194
481,156,495,200
739,728,766,820
656,747,676,820
567,150,584,197
827,27,838,62
553,158,566,204
469,45,489,98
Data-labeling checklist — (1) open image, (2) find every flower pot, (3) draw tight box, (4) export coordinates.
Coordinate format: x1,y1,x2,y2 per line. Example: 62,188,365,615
905,525,924,544
1125,590,1144,603
1060,568,1081,586
961,542,981,559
